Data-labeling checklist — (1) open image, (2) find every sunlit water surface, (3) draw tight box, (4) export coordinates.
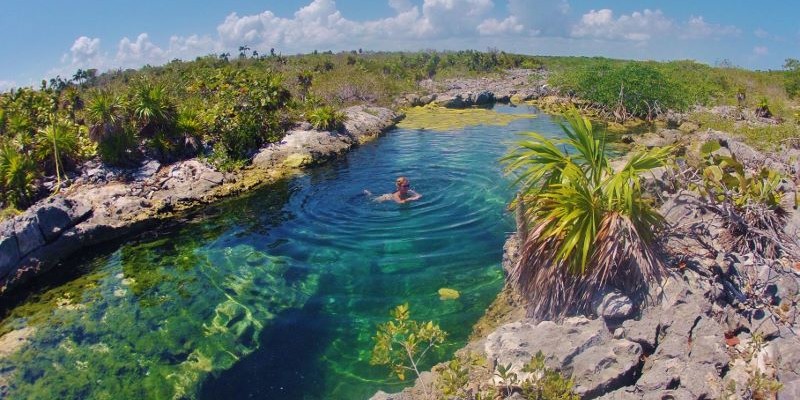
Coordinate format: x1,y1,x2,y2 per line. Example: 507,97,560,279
0,105,570,399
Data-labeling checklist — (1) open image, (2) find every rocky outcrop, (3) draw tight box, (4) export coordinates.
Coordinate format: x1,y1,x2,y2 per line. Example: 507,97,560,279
485,317,643,398
402,69,550,109
0,106,400,296
372,129,800,400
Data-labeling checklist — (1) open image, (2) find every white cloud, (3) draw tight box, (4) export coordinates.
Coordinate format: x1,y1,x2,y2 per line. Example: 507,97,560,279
116,33,165,66
753,46,768,56
754,28,769,39
43,1,754,83
572,9,672,41
572,9,739,43
477,16,524,36
507,0,569,36
681,16,739,39
68,36,102,64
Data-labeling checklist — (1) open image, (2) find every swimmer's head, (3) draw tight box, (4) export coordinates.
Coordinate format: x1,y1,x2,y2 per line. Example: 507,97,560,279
396,176,410,189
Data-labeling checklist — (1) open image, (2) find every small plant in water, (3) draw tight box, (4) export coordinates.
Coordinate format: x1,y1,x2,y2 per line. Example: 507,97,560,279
371,303,447,399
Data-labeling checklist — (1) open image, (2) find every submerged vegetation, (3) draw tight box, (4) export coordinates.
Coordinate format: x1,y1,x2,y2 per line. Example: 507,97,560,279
503,109,671,320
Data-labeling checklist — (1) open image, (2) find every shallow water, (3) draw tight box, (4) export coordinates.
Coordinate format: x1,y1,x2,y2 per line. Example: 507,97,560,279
0,104,569,399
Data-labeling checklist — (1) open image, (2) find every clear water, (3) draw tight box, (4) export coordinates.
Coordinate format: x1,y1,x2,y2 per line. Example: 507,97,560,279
0,105,568,400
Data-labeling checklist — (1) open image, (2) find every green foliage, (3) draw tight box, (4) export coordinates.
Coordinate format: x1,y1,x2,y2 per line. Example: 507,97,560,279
503,109,670,319
371,304,447,398
97,126,139,166
697,140,783,209
0,143,37,208
192,69,290,161
520,352,580,400
691,140,790,258
550,60,688,120
307,105,347,131
35,117,81,179
784,58,800,98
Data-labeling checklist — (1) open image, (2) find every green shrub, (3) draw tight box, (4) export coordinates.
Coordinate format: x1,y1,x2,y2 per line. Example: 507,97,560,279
371,303,447,398
502,109,670,319
307,106,347,131
193,69,290,161
35,118,81,177
550,60,687,120
97,127,138,166
0,143,37,208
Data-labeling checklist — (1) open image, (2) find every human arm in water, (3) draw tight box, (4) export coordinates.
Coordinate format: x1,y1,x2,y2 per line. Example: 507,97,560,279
393,189,421,203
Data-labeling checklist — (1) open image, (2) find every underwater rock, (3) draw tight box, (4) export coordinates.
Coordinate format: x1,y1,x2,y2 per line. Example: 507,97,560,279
438,288,460,300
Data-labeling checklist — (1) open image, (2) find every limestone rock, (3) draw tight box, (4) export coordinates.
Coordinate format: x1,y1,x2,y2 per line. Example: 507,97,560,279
485,317,642,398
595,290,634,320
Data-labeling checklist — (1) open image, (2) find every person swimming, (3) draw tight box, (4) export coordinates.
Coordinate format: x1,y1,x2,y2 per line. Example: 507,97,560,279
365,176,422,204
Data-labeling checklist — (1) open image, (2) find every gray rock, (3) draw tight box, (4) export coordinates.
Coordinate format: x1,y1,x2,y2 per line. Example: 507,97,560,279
595,290,634,320
779,380,800,400
485,317,642,397
132,159,161,181
0,235,19,280
14,215,44,256
34,197,91,242
752,310,781,341
571,339,642,398
622,310,660,352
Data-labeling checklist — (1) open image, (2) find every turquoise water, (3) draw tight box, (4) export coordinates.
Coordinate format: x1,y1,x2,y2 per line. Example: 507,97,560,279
0,105,567,399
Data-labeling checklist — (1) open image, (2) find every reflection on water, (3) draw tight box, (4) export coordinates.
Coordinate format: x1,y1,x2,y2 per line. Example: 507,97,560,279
0,105,569,399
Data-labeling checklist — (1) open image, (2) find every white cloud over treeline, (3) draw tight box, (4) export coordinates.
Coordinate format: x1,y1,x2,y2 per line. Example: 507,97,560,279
47,0,741,82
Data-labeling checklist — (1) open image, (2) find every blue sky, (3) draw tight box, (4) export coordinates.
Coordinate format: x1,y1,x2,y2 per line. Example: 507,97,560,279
1,0,798,90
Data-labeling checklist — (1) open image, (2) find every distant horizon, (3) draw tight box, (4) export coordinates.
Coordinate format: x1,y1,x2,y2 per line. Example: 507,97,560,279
2,0,797,91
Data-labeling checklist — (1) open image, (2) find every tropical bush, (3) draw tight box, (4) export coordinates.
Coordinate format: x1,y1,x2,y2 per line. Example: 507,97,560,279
0,143,37,208
307,105,347,131
35,117,81,182
502,109,671,320
689,139,795,259
192,69,291,161
550,60,688,121
371,303,447,398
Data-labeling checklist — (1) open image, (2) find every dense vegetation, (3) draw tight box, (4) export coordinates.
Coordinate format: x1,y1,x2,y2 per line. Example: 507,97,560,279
545,56,797,124
0,50,540,213
1,49,798,215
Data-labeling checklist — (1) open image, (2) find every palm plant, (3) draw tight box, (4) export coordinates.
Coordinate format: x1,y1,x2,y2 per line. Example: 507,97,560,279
307,106,347,131
130,82,176,137
0,143,37,208
85,90,123,142
86,90,137,165
503,109,672,320
36,116,80,186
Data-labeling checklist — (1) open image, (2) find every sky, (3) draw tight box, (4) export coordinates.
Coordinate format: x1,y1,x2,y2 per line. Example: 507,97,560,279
1,0,798,91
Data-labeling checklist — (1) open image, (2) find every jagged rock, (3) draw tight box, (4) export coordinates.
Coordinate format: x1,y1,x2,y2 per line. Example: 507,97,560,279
752,309,781,340
622,310,661,352
772,337,800,393
485,317,642,398
14,214,45,256
132,159,161,181
594,290,635,320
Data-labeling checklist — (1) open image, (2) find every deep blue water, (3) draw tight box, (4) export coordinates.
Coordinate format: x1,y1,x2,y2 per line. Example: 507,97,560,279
0,104,568,399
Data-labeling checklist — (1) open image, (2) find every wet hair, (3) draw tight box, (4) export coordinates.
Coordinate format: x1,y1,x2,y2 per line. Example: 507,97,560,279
396,176,409,188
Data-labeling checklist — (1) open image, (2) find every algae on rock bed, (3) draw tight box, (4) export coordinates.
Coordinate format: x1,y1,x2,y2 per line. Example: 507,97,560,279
397,104,535,131
0,233,319,399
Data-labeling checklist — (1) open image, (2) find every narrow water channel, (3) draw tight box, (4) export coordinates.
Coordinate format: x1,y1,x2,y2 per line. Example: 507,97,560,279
0,105,567,399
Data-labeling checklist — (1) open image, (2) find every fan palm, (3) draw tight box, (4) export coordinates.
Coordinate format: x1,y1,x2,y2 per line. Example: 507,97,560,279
0,143,37,208
503,109,671,320
36,117,80,186
130,82,176,137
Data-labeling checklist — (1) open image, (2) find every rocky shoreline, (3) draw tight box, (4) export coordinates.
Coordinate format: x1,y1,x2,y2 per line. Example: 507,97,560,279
0,105,401,297
372,128,800,399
